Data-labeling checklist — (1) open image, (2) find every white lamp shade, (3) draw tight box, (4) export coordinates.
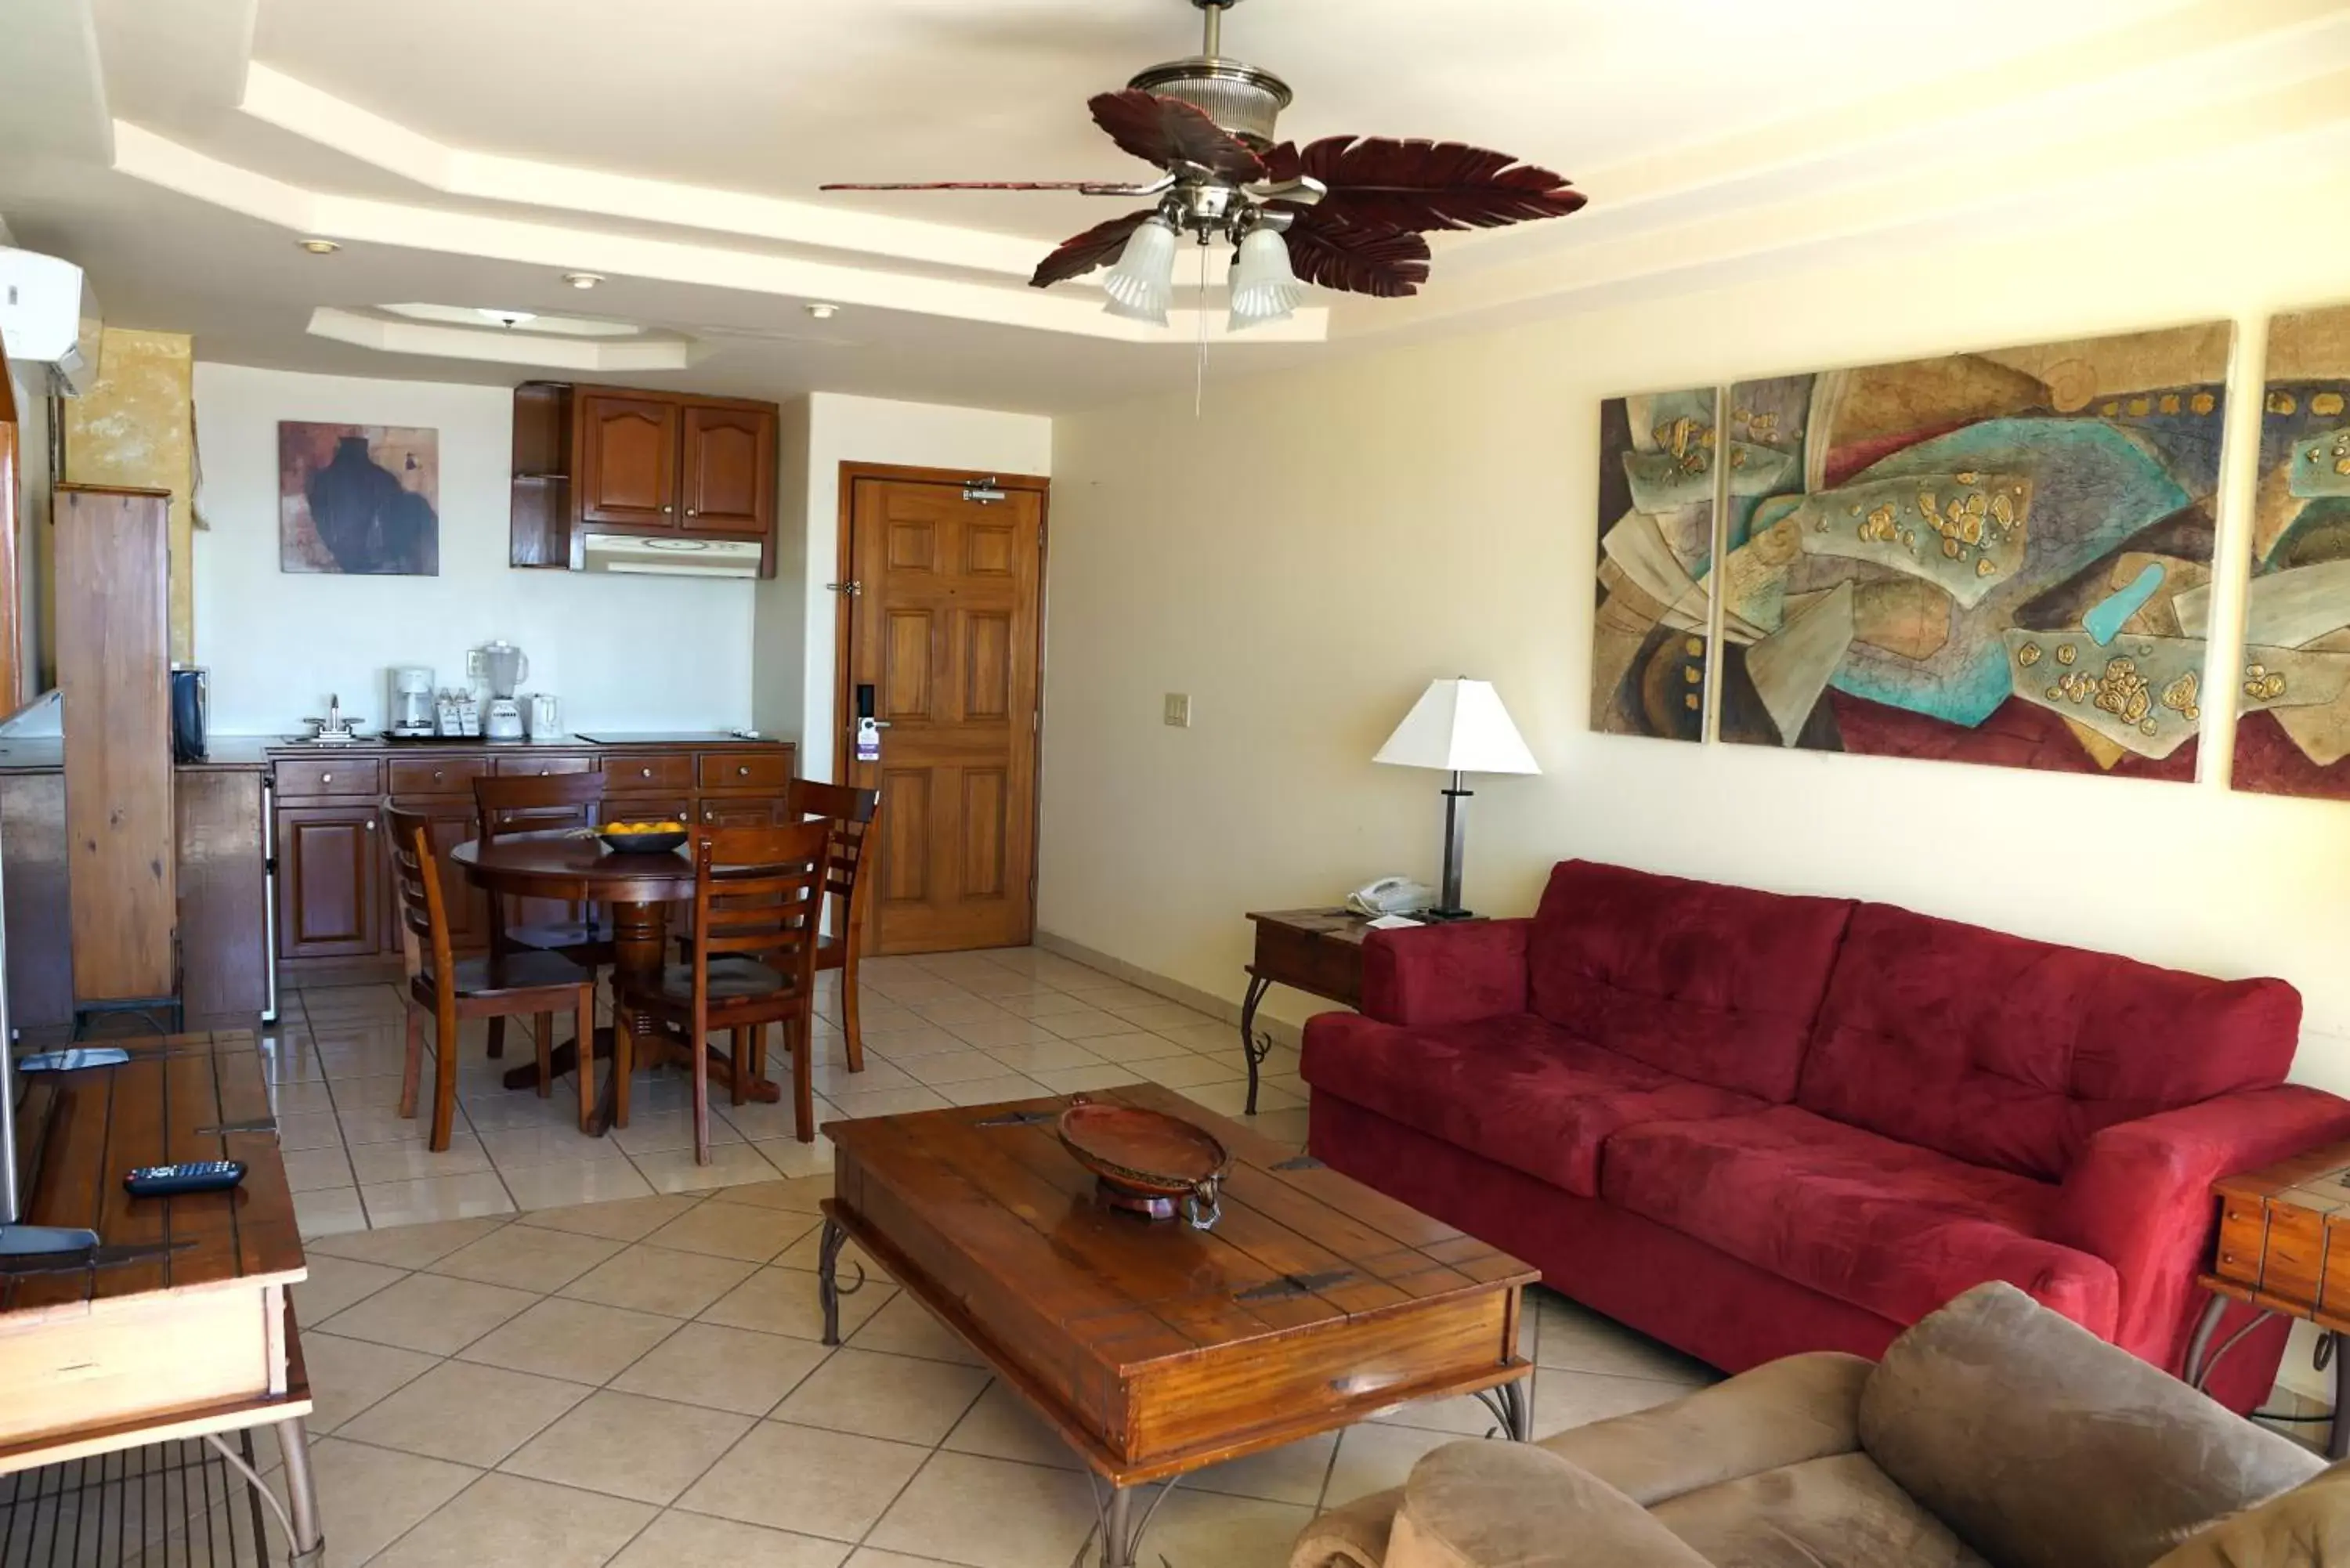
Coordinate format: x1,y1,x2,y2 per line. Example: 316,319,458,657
1374,678,1541,775
1228,228,1305,330
1101,218,1179,326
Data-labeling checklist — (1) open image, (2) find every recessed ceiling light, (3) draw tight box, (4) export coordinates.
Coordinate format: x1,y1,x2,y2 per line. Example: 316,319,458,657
476,308,537,329
805,302,840,320
563,272,604,290
295,237,341,255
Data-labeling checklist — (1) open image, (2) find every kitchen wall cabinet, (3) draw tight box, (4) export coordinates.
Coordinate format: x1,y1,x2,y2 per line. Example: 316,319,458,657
577,392,680,529
511,383,779,574
272,739,796,984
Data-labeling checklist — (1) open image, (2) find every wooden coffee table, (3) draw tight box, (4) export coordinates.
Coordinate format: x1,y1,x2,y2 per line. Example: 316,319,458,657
816,1082,1536,1568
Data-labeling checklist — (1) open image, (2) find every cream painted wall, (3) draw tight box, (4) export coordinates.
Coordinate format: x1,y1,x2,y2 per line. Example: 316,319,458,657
752,392,1050,776
1040,159,2350,1098
192,363,754,735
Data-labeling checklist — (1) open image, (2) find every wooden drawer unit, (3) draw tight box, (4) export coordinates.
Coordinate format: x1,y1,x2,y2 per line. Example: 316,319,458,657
602,752,695,792
700,750,790,792
389,756,490,797
700,797,789,828
604,795,695,825
493,752,595,778
2204,1145,2350,1324
274,757,383,799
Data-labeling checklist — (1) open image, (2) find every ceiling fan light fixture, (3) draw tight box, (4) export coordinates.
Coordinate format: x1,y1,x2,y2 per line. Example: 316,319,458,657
1228,226,1304,329
1100,215,1180,327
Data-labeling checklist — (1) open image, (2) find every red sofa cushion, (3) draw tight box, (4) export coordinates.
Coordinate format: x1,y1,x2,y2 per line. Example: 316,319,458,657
1300,1011,1764,1198
1524,861,1857,1101
1799,904,2305,1180
1603,1105,2119,1335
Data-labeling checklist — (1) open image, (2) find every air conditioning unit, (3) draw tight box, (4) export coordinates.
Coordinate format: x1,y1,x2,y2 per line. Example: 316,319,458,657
0,246,101,396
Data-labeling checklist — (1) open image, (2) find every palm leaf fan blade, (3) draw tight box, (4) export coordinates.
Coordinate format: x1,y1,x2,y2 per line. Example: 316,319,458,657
1087,89,1267,182
1295,135,1586,232
1278,219,1431,298
1029,210,1159,289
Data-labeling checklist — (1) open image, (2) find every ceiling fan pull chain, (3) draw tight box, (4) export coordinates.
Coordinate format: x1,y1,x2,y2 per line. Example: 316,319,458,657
1195,244,1210,417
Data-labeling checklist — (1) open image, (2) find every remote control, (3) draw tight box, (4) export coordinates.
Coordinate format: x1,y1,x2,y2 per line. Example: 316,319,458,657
123,1161,246,1198
17,1047,132,1073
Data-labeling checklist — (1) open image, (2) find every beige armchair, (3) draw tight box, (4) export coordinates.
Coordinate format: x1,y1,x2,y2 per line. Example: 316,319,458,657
1295,1282,2347,1568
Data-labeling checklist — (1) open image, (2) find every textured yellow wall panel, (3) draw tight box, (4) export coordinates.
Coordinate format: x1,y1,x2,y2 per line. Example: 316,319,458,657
63,329,194,662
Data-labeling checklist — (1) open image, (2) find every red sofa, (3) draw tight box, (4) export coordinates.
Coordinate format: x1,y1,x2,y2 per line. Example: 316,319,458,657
1300,860,2350,1411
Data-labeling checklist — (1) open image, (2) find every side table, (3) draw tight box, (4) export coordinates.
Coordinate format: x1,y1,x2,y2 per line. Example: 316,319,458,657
2189,1138,2350,1457
1239,909,1377,1115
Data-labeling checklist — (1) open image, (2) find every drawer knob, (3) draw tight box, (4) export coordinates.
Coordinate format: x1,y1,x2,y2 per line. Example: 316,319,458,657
642,767,653,778
433,769,444,781
364,819,374,832
738,764,749,776
321,771,332,782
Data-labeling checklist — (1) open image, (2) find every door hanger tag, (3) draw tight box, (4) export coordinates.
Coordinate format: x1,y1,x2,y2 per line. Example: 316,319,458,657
854,717,883,764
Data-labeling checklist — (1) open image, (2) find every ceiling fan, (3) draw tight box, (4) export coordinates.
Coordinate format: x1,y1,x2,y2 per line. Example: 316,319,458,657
819,0,1589,330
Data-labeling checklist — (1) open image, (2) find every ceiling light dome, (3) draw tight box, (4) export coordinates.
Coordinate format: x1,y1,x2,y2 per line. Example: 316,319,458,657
1228,227,1304,330
1100,216,1180,327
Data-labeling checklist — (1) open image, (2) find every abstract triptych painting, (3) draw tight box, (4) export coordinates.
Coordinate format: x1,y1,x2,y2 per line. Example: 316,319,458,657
2234,305,2350,800
1591,388,1719,742
1590,318,2350,798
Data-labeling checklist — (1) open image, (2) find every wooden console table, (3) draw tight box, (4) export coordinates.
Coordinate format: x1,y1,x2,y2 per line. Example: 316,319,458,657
2189,1138,2350,1458
2,1035,324,1563
1239,909,1380,1115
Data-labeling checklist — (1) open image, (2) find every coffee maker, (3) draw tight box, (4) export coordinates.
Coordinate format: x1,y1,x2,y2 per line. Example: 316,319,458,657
388,666,436,738
468,641,529,740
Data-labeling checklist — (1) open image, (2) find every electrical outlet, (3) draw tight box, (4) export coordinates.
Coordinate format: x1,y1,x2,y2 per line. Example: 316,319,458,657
1162,693,1192,728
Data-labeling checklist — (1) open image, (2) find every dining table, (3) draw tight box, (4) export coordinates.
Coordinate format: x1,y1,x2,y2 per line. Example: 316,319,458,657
449,829,783,1133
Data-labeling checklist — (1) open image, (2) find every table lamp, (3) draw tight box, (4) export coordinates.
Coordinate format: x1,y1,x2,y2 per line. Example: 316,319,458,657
1374,677,1541,920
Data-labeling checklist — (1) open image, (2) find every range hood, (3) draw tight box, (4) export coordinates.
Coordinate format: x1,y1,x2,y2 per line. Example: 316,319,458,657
576,533,760,579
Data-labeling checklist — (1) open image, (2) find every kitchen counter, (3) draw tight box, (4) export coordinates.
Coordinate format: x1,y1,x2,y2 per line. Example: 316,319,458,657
0,732,790,775
0,735,277,775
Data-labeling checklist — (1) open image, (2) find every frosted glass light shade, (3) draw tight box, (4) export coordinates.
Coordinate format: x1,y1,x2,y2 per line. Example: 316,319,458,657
1375,678,1542,775
1228,227,1305,329
1101,218,1180,326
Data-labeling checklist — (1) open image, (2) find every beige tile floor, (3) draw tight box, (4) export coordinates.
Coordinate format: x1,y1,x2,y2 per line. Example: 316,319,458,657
275,945,1311,1241
260,1188,1713,1568
166,946,1712,1566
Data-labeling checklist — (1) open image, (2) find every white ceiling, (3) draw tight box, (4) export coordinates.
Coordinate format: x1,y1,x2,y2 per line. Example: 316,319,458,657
1,0,2345,413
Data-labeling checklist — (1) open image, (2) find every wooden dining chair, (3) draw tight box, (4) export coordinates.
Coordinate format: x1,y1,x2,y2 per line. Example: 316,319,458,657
614,821,829,1164
473,772,616,1062
785,779,882,1075
386,807,598,1151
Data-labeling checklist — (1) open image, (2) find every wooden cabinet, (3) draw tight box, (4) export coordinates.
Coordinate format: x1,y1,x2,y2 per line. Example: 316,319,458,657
270,740,795,983
679,403,775,534
511,384,779,574
414,805,490,951
276,805,381,961
577,392,680,529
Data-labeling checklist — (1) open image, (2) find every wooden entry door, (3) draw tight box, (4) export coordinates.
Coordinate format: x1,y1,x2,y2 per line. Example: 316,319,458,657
841,468,1046,955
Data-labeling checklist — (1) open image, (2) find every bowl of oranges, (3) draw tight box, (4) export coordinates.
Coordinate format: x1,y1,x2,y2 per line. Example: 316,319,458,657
595,818,689,854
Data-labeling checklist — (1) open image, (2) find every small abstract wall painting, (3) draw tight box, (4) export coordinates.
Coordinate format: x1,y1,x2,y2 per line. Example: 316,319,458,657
279,421,440,576
1708,323,2232,779
2232,305,2350,800
1591,388,1719,742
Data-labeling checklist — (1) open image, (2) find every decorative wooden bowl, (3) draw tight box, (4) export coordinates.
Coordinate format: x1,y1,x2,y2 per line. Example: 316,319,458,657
1058,1098,1229,1230
595,825,689,854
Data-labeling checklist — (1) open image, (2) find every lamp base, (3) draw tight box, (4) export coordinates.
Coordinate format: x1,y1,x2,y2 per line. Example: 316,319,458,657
1419,906,1474,923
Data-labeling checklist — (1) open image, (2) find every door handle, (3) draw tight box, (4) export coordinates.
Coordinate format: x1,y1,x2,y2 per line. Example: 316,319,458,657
848,721,891,732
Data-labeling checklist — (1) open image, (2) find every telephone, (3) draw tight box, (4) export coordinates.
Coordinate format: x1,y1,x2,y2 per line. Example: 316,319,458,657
1347,876,1436,918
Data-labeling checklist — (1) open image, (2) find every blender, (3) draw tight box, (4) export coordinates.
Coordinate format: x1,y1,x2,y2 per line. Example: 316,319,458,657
467,641,529,740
